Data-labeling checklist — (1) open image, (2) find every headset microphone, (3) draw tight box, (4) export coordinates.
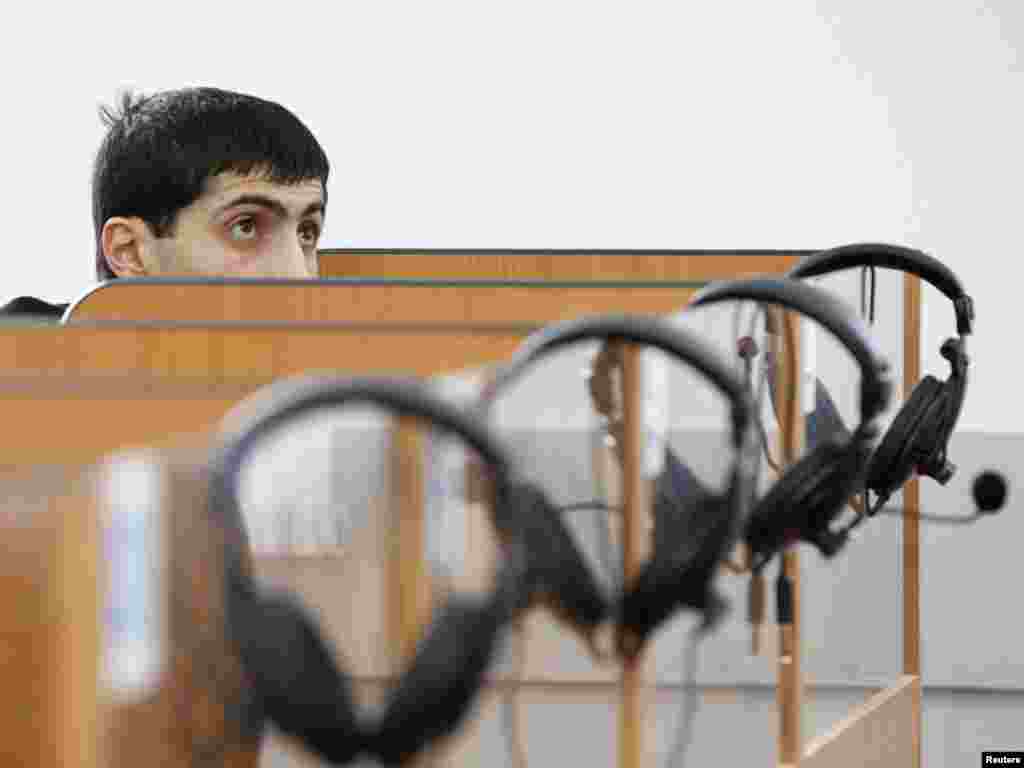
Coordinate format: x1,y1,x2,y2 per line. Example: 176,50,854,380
973,470,1007,514
838,468,1007,531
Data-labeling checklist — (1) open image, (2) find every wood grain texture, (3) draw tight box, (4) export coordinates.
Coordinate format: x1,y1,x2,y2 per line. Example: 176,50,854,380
617,344,653,768
0,325,527,380
0,467,100,768
70,252,806,325
800,676,918,768
774,311,804,766
903,274,922,768
69,282,697,325
318,249,802,281
102,451,261,768
0,452,262,768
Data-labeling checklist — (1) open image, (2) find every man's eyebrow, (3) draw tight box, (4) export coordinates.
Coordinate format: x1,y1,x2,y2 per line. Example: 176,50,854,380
214,194,325,219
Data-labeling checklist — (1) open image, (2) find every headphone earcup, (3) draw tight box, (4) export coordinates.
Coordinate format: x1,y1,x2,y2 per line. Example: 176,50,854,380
226,583,363,765
866,375,944,498
619,487,733,655
651,448,714,544
745,443,855,563
806,378,852,449
368,596,505,766
492,482,611,642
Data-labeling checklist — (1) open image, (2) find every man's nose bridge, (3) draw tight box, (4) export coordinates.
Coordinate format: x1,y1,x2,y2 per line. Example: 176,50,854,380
275,229,313,278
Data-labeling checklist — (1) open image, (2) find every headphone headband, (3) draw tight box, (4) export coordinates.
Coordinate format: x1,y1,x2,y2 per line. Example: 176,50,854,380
210,376,523,764
787,243,974,335
689,278,892,423
213,376,515,519
483,314,755,448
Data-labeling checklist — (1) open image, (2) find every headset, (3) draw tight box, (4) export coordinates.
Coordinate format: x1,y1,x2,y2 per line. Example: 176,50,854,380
477,314,760,657
208,376,529,766
688,277,893,571
782,243,974,511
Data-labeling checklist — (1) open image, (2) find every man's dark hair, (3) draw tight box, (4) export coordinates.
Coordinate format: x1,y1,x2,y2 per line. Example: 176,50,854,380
92,87,330,281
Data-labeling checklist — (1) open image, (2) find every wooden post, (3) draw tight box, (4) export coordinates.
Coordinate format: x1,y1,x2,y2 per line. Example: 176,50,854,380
389,417,434,765
590,342,624,597
390,417,432,662
773,311,804,766
617,343,652,768
903,274,922,768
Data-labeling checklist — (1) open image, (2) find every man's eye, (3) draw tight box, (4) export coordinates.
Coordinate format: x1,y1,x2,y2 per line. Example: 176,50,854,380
229,217,258,241
300,222,321,245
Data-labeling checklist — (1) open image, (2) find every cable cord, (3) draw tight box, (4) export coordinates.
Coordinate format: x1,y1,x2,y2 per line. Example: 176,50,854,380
735,302,794,476
879,508,984,524
721,301,779,574
843,489,986,529
501,494,615,768
557,499,619,514
664,624,705,768
502,613,707,768
500,618,529,768
775,308,801,470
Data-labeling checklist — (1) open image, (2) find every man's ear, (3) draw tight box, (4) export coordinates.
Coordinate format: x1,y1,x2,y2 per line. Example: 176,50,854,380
101,217,156,277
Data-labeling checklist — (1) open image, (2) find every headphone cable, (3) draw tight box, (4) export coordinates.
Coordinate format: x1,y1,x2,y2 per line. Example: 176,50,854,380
664,624,705,768
500,617,530,768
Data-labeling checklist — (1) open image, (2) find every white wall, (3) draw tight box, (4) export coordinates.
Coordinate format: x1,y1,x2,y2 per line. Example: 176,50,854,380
1,0,1018,427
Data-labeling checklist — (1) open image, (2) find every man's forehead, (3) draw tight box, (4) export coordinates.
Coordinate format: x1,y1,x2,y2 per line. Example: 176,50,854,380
203,171,325,210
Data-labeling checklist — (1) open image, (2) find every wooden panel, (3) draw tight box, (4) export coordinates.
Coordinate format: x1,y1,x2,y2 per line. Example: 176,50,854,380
0,395,241,467
0,453,263,767
0,372,622,699
68,281,705,325
319,249,803,281
102,452,260,767
0,326,525,381
800,676,918,768
0,467,101,768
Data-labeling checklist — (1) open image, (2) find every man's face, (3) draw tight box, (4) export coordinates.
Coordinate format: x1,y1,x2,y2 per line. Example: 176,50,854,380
102,171,326,278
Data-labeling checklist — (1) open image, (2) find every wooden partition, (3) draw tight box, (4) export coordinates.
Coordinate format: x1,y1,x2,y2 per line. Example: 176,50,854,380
0,465,101,768
8,259,921,768
317,248,804,281
0,448,271,768
68,278,699,325
65,251,806,324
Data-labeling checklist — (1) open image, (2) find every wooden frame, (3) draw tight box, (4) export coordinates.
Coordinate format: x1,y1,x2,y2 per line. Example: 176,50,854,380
904,274,922,768
774,311,806,765
317,248,802,281
68,278,707,325
66,249,809,325
7,255,921,767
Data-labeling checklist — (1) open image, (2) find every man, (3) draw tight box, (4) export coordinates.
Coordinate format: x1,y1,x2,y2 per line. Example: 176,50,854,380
0,87,329,321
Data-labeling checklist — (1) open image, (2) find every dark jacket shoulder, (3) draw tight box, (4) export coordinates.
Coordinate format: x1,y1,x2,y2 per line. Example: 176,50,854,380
0,296,69,322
